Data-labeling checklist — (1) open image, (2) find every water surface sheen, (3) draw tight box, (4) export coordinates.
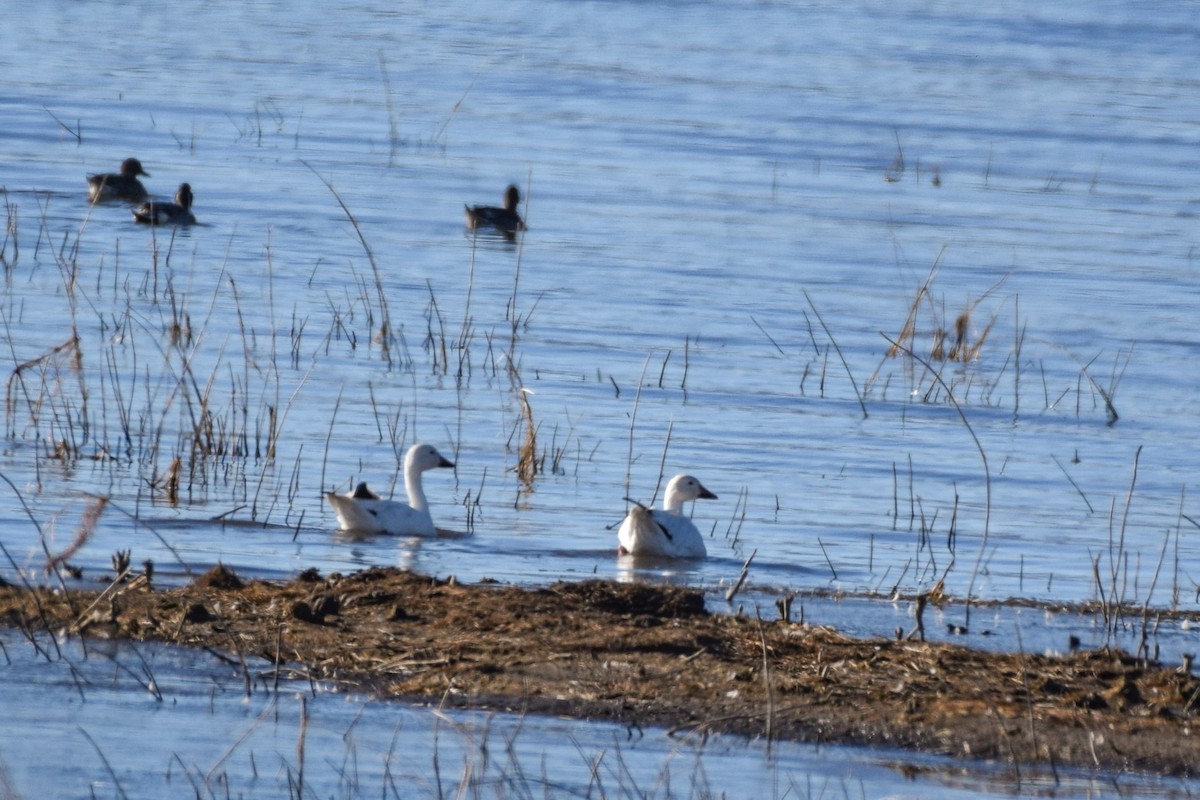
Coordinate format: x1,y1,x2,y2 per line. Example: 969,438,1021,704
2,1,1199,795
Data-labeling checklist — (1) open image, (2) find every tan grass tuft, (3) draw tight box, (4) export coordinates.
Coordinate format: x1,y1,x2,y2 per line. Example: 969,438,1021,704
45,495,109,573
516,388,538,488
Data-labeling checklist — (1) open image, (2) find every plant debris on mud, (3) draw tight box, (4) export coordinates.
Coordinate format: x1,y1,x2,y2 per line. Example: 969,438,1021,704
2,565,1198,777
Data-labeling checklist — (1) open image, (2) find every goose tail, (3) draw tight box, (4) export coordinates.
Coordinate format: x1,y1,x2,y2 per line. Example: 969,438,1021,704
325,491,378,532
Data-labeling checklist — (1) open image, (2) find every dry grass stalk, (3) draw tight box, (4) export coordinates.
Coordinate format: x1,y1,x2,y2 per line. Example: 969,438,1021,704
725,549,756,603
158,456,182,505
719,486,749,552
1069,347,1129,427
945,308,998,364
424,280,449,375
883,129,906,182
303,162,398,367
930,327,946,361
775,594,795,622
886,278,927,360
6,332,85,441
622,355,654,503
949,309,970,360
78,728,129,800
883,333,992,629
44,495,108,574
803,291,867,418
880,255,1010,376
111,549,131,578
910,593,928,642
755,608,775,754
897,298,999,366
516,388,538,488
681,335,691,390
1,190,18,271
296,695,308,800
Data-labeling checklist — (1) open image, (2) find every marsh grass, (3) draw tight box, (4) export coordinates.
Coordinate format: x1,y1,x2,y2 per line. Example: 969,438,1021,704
515,387,538,489
721,485,750,555
453,236,484,382
878,254,1005,374
378,54,468,157
0,190,1028,589
304,162,405,369
43,495,107,576
883,128,906,183
226,99,290,147
0,182,462,541
882,332,991,628
4,232,290,525
868,254,1131,431
1,176,566,544
804,290,867,418
457,183,582,495
5,332,87,454
423,279,450,375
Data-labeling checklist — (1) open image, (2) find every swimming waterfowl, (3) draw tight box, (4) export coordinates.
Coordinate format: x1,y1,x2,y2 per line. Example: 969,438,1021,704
617,474,717,558
87,158,151,203
132,183,196,226
464,184,526,236
325,443,455,536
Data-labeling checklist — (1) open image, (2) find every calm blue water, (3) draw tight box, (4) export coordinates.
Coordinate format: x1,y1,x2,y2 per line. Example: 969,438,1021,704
2,0,1200,795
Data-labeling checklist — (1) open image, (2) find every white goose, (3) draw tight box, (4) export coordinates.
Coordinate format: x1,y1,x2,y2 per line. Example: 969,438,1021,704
617,474,717,558
325,443,455,536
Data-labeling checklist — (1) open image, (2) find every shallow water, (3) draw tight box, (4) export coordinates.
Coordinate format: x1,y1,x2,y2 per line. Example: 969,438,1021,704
3,0,1200,795
1,629,1193,799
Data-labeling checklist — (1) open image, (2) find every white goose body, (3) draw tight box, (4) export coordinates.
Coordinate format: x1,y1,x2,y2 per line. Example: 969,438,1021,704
617,474,717,559
326,443,454,536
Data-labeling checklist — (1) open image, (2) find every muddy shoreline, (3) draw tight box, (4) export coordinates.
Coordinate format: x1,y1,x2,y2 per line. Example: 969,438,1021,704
2,565,1198,778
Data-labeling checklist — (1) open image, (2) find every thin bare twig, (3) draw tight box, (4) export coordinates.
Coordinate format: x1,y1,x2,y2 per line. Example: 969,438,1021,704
804,291,867,418
882,333,990,628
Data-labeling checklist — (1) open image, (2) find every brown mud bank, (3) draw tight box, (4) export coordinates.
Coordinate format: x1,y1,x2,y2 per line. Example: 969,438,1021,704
2,565,1198,777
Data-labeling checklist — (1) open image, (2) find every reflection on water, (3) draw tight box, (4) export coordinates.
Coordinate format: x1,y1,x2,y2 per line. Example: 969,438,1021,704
3,0,1200,796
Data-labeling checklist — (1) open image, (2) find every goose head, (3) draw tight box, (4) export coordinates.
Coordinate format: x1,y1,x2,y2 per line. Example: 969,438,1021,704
120,158,149,178
405,443,455,473
662,474,717,513
175,183,194,210
503,184,521,211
